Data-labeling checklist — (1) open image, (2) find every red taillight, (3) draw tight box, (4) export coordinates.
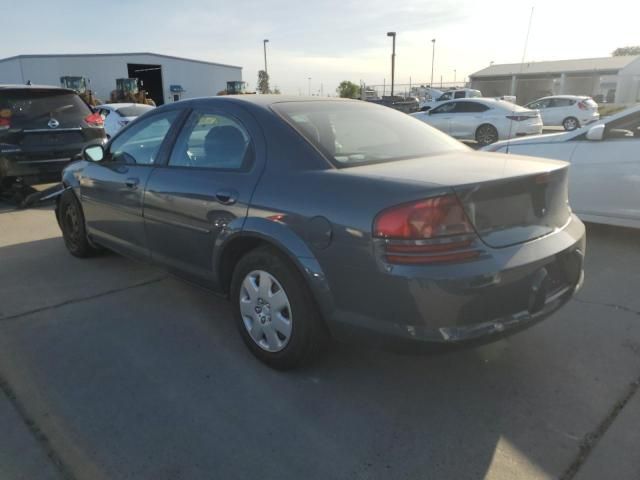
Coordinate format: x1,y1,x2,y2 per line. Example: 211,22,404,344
84,112,104,127
374,195,472,239
0,117,10,130
373,195,482,264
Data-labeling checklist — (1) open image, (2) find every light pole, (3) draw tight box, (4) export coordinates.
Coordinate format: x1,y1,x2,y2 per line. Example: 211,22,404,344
430,38,436,87
307,77,311,96
387,32,396,98
263,39,269,75
454,69,456,84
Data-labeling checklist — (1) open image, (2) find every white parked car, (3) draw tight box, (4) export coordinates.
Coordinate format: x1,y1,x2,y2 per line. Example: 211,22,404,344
524,95,599,131
483,104,640,228
95,103,155,138
411,98,542,146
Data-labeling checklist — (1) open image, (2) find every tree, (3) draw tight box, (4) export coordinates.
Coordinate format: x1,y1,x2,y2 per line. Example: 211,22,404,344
612,46,640,56
257,70,270,94
336,80,361,99
273,86,281,94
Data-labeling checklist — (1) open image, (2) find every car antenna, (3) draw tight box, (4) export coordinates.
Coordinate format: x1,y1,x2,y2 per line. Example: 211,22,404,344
506,5,535,154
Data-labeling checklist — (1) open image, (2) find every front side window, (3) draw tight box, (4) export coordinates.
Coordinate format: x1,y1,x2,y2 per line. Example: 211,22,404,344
437,92,453,101
169,111,252,170
272,100,465,167
109,110,179,165
454,91,466,99
431,102,456,114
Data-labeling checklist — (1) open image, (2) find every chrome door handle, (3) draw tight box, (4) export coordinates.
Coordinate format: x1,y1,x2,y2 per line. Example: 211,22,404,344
215,190,238,205
125,177,140,188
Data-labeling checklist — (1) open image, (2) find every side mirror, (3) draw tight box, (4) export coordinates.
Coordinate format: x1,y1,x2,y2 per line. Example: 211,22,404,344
586,124,605,141
83,144,105,162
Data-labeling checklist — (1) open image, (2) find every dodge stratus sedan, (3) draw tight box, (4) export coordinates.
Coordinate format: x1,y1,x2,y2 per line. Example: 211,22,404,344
55,96,585,369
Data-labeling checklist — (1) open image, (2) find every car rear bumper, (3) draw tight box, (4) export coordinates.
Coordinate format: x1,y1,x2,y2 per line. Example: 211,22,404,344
0,152,81,184
322,215,585,351
510,120,543,138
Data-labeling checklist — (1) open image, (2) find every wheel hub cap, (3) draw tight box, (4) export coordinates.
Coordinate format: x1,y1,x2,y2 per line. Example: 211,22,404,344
239,270,292,352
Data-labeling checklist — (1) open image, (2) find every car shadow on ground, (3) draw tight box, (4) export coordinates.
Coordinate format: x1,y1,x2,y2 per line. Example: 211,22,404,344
1,226,639,479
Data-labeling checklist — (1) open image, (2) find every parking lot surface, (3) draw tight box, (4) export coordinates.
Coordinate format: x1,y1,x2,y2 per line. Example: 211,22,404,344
1,202,639,479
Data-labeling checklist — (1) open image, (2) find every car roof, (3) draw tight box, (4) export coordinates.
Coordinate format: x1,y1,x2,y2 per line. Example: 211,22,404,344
182,95,359,109
0,83,74,93
100,103,152,109
533,95,588,100
439,97,532,111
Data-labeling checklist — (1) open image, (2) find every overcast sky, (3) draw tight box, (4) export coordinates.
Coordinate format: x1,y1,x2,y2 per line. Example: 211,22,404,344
3,0,639,94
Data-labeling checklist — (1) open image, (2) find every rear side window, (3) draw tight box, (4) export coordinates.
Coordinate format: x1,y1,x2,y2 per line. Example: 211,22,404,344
549,98,574,107
453,102,489,113
0,89,91,129
117,105,154,117
272,101,465,167
169,111,252,170
454,91,466,99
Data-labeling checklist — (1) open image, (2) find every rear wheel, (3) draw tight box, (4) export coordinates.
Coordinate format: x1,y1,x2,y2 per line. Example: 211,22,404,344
563,117,579,131
230,246,328,370
475,124,499,146
59,191,100,258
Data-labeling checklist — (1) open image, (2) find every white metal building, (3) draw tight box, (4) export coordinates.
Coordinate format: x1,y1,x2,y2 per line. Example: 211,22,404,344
0,52,243,105
469,56,640,105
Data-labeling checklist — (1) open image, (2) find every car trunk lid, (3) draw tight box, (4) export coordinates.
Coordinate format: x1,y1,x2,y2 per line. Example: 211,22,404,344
344,151,571,248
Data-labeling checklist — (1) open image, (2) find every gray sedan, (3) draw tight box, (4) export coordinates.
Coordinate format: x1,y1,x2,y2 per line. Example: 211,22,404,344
55,96,586,369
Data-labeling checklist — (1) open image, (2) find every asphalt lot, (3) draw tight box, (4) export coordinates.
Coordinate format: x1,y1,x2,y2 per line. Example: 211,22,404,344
1,201,639,480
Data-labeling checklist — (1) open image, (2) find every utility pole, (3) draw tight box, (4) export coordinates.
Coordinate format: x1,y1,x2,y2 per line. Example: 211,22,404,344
307,77,311,96
430,38,436,87
263,39,269,75
387,32,396,98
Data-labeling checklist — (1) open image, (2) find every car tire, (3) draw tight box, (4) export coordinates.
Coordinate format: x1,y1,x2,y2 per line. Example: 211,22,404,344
475,124,499,146
230,246,329,370
563,117,579,131
59,190,101,258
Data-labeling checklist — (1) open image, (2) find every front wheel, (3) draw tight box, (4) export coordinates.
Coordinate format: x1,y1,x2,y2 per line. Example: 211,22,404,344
563,117,579,131
475,124,499,146
59,191,101,258
230,247,328,370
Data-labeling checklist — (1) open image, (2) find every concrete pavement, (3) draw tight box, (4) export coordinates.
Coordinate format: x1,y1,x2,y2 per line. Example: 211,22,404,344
0,204,639,479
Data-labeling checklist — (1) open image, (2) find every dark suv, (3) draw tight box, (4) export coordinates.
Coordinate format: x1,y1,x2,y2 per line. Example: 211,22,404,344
0,85,106,197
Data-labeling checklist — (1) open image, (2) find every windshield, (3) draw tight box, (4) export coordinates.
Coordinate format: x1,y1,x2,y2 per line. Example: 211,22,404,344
272,101,466,167
0,89,91,129
117,105,154,117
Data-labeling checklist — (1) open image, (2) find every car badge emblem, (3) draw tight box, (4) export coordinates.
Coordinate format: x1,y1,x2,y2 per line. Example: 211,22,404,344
48,118,60,129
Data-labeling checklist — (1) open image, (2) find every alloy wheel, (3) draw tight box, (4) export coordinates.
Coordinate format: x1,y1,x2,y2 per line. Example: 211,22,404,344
476,125,498,145
239,270,293,352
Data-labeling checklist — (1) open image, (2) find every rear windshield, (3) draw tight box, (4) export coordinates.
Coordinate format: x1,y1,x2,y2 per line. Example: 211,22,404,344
117,105,154,117
0,89,91,128
272,101,466,167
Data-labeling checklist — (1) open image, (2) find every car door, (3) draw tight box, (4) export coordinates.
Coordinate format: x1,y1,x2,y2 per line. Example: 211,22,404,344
527,99,550,124
568,111,640,223
425,102,455,134
143,104,265,287
80,108,183,260
449,101,489,139
544,98,568,125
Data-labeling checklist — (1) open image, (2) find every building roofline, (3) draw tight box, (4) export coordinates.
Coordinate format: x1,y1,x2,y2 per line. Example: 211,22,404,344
470,55,640,78
0,52,242,70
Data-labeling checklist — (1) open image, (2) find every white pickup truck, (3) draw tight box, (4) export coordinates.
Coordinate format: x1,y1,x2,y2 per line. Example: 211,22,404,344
419,88,516,111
